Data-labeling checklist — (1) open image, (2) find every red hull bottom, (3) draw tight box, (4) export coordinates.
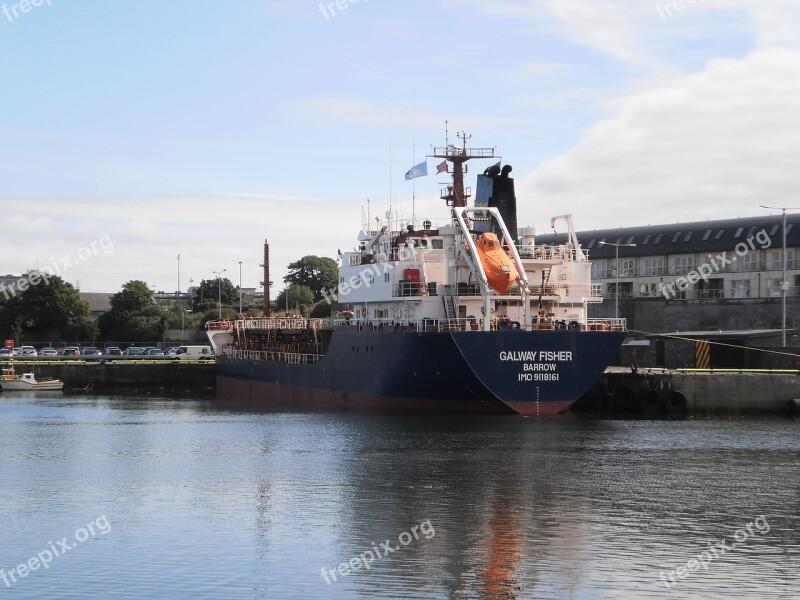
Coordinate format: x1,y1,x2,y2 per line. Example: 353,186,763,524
218,376,574,416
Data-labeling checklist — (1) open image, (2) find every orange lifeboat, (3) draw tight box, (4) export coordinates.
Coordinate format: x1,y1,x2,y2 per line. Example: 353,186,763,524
476,232,518,294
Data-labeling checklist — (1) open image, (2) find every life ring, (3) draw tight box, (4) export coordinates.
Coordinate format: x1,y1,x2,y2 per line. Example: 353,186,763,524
568,320,580,331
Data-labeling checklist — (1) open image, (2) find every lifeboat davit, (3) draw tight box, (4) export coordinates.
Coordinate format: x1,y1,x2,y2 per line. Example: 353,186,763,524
476,232,518,294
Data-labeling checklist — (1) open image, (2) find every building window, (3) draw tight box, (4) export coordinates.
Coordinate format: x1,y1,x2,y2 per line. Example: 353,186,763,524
731,279,750,298
645,257,666,276
654,234,663,244
768,278,784,297
674,256,693,275
770,224,780,237
684,231,693,242
591,283,602,297
620,259,635,277
607,282,633,299
591,261,608,279
734,227,744,238
672,232,682,243
642,234,652,245
640,282,659,297
769,250,795,270
384,273,390,283
738,252,756,272
586,239,596,249
702,229,712,241
625,235,635,245
715,229,725,240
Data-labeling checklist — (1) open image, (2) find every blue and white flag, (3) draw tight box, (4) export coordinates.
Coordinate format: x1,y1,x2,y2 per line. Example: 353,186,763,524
404,161,428,180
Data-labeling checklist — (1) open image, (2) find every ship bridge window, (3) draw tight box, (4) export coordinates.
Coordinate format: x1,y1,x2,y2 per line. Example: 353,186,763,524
672,232,682,243
684,231,693,242
715,229,725,239
702,229,712,241
432,239,443,249
734,227,744,238
770,224,780,236
642,234,652,245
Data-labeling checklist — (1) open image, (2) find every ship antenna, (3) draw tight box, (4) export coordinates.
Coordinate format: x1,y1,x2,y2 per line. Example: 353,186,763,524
412,92,416,227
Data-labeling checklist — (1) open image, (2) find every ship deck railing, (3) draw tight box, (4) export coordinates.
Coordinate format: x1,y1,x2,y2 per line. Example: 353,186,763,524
233,318,323,331
222,349,323,364
329,317,627,332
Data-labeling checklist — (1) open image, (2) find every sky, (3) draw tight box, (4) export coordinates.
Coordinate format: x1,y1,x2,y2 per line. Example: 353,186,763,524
1,0,799,293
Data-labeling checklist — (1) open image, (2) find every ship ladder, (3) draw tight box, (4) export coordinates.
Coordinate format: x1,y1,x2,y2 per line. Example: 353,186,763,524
443,295,458,321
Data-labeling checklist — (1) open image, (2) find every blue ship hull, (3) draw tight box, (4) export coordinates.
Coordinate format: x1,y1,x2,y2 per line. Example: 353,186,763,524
216,327,626,414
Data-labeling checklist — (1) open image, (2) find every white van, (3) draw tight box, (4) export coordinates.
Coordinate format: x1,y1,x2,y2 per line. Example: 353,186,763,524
173,345,214,360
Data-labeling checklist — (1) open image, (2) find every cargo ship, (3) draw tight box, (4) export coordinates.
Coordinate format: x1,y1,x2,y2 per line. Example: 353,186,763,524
207,135,626,414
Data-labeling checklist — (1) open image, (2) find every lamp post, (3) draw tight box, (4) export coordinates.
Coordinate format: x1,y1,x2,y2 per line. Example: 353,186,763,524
177,254,180,300
759,205,798,347
212,269,227,319
238,261,243,314
598,241,636,320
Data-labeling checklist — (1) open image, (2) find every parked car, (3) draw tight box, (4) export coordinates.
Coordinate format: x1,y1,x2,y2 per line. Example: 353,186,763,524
124,347,143,356
0,348,11,357
165,347,180,357
105,347,123,356
62,347,80,356
144,348,164,356
80,347,102,356
19,346,38,357
12,347,21,356
39,347,58,357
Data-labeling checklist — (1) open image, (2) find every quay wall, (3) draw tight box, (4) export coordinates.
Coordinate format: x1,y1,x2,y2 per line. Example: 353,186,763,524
577,368,800,414
1,360,215,390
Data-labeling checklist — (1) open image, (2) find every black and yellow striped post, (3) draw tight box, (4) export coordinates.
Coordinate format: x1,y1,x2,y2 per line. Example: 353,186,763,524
695,339,710,369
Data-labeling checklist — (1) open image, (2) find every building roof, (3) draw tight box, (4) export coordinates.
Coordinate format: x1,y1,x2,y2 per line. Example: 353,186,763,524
80,292,113,313
535,214,800,259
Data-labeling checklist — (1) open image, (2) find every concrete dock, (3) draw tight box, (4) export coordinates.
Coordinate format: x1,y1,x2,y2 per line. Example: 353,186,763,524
576,366,800,414
0,359,215,391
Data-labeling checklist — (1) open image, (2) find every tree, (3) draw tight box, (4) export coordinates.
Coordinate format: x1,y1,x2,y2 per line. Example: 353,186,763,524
99,281,166,342
110,280,153,313
191,278,238,313
0,274,90,340
283,256,338,303
310,300,332,318
273,285,315,316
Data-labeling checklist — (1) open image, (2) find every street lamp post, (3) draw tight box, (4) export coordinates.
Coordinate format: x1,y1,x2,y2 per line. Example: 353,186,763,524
598,241,636,320
238,261,243,314
212,269,227,319
759,205,798,347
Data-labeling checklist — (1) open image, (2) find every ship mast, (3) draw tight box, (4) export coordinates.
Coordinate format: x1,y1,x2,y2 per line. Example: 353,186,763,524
429,131,497,208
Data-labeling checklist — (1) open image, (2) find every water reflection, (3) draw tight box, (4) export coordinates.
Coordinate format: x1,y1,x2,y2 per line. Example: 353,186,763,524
0,393,798,599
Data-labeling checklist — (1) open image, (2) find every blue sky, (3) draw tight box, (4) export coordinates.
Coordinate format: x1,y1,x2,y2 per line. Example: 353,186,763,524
1,0,799,293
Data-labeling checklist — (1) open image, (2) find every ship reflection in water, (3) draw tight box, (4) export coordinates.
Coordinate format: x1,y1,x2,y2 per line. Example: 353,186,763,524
0,393,798,599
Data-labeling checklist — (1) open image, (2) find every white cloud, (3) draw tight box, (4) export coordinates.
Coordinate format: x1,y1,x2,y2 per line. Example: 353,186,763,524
520,47,800,229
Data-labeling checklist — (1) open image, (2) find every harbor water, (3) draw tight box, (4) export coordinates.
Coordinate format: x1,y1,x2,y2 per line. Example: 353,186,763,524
1,392,798,599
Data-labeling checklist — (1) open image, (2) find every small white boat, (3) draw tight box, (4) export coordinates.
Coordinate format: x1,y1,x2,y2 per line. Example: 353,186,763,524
0,366,64,391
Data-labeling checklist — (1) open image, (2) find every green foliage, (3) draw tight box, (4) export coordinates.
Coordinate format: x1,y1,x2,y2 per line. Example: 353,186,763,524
283,256,337,303
0,273,90,340
191,277,238,313
310,299,332,318
100,281,166,342
273,284,315,316
110,280,153,313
